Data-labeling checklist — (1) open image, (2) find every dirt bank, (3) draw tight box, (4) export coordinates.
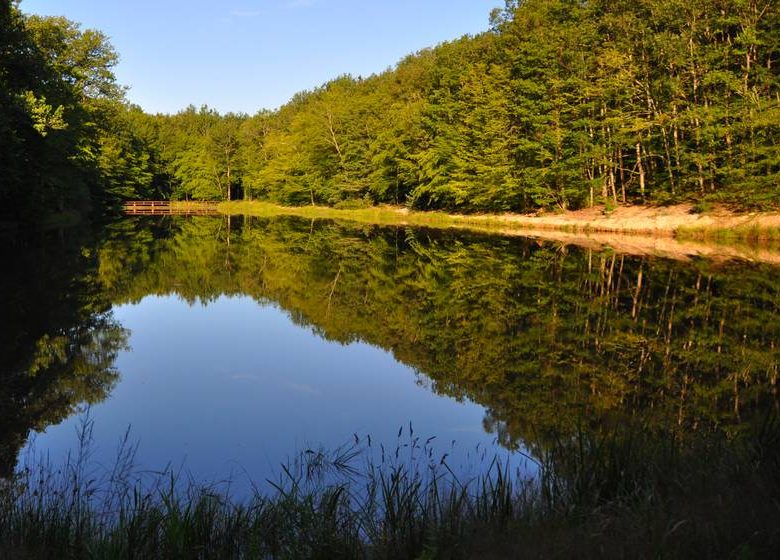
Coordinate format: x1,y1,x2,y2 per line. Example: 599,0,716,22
483,203,780,238
219,201,780,265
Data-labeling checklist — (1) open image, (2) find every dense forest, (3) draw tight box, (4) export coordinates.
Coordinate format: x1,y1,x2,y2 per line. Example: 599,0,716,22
2,0,779,221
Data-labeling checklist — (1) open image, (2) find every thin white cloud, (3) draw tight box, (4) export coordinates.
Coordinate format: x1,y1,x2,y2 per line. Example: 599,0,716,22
227,1,314,20
286,0,316,8
284,382,321,396
230,373,261,381
229,9,265,18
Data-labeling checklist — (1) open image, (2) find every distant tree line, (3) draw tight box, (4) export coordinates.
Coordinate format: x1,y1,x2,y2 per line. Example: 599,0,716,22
2,0,779,220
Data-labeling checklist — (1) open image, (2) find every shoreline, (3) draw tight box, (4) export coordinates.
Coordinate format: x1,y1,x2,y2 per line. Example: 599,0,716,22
216,201,780,239
214,201,780,264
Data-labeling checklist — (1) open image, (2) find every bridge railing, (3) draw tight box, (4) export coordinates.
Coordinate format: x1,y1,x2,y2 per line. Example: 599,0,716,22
122,201,220,215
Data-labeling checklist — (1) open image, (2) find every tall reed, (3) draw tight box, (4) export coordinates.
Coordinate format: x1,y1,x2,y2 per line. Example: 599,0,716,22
1,415,779,559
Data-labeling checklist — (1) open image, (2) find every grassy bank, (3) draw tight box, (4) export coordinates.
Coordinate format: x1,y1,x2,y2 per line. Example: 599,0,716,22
3,418,779,559
218,200,780,242
218,201,510,232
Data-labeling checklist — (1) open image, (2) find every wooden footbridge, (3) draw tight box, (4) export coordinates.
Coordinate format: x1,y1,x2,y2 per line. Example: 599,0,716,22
122,201,220,215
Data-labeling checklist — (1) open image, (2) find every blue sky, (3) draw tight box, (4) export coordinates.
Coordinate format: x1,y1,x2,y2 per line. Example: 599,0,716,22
20,0,500,115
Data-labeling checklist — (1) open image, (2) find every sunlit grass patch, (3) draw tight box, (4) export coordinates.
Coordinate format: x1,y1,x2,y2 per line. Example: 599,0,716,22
218,201,524,234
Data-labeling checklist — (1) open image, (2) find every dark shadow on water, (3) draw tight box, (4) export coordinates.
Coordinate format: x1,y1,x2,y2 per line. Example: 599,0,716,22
0,224,128,478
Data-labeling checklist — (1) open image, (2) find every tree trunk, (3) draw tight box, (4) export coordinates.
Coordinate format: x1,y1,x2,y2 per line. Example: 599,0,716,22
636,142,646,200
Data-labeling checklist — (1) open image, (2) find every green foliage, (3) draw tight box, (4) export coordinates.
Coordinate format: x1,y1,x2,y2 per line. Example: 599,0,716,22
127,0,780,213
151,106,248,202
0,3,154,219
3,1,779,216
19,91,66,136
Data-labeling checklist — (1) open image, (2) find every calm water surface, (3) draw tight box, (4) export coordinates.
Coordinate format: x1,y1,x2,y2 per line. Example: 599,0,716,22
27,294,498,486
4,215,779,490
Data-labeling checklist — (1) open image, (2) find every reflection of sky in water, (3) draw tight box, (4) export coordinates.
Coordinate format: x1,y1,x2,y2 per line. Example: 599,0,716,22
24,295,529,495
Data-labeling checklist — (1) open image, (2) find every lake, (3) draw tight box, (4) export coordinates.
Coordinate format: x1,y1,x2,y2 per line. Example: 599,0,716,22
3,215,779,494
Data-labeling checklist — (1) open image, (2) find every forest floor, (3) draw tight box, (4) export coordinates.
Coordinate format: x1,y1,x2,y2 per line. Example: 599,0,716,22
218,201,780,264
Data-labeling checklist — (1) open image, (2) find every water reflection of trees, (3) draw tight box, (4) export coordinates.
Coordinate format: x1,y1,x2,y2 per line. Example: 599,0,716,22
97,216,780,450
0,228,127,477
